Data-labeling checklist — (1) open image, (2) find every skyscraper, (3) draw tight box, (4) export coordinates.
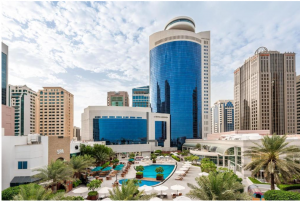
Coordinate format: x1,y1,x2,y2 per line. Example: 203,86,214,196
150,16,211,148
107,91,129,106
234,47,296,135
8,85,37,136
211,100,234,133
2,42,8,105
296,75,300,134
132,86,149,107
36,87,74,138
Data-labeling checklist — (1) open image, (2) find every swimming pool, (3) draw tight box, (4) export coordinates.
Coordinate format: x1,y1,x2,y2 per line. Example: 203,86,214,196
142,164,175,179
119,179,159,186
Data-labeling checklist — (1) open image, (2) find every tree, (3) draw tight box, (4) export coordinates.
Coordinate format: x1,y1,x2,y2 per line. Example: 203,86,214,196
200,158,217,173
243,135,300,190
33,160,74,192
129,153,136,159
195,143,201,149
187,171,250,200
136,165,144,172
155,166,164,175
69,155,95,178
87,179,102,194
109,179,155,200
13,183,65,200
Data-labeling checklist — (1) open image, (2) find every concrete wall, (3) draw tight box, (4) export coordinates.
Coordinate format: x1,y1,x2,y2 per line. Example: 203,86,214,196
2,105,15,136
2,136,48,190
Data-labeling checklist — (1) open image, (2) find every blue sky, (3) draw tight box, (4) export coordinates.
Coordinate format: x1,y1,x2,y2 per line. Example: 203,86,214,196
2,1,300,127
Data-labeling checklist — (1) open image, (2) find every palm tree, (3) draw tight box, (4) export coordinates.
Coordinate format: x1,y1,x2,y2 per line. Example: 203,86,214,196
244,135,300,190
33,160,74,192
187,171,250,200
13,183,65,200
94,151,109,165
109,179,156,200
69,155,95,178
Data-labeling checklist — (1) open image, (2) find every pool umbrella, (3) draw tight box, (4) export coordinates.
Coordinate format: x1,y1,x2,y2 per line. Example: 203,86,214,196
154,185,169,195
198,172,209,176
98,187,113,194
91,166,101,171
128,158,134,162
102,166,112,171
72,187,89,198
175,170,185,175
150,197,162,201
173,196,191,201
171,185,185,195
138,185,153,192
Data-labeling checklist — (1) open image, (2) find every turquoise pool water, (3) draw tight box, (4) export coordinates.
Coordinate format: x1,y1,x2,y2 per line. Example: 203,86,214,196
142,164,175,179
119,179,159,186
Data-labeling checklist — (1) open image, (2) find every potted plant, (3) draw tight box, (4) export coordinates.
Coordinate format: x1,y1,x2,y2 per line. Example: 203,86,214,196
112,158,119,168
135,165,144,179
155,166,164,180
151,154,157,163
87,179,102,200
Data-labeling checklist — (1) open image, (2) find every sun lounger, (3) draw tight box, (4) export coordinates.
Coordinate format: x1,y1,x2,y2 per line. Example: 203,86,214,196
175,176,183,180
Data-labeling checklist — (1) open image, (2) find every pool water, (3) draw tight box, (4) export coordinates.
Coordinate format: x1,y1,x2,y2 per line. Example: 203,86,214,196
119,179,159,186
143,164,175,179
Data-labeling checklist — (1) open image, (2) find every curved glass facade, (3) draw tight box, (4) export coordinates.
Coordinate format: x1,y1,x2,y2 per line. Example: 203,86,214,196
93,117,147,145
150,41,202,149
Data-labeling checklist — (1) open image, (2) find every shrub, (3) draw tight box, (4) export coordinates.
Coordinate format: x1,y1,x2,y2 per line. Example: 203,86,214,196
101,161,110,169
156,174,163,177
248,177,269,184
136,172,143,176
87,180,102,192
2,184,40,200
61,196,84,200
171,155,180,162
264,190,300,200
151,154,157,160
155,150,162,155
136,165,144,172
88,191,98,196
73,179,82,188
200,158,217,173
278,184,300,191
112,158,119,164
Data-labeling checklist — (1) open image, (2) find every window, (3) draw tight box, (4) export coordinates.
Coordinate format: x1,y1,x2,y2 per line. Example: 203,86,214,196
18,161,28,169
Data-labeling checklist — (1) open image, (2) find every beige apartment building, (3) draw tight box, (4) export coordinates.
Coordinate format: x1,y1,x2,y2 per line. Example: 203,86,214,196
234,47,296,135
297,75,300,134
107,91,129,106
36,87,74,138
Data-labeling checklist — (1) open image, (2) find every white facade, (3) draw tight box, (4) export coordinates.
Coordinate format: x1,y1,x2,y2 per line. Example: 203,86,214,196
81,106,175,152
149,16,211,139
8,85,37,136
2,135,48,190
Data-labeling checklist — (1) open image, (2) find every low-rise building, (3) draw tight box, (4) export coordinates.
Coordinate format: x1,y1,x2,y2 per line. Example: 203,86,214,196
2,135,48,190
81,106,176,154
2,104,15,136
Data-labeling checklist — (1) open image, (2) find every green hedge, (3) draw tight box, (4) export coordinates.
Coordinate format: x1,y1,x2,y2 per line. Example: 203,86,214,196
136,172,143,176
61,196,84,200
248,177,269,184
88,191,98,196
264,190,300,200
2,184,40,200
73,179,82,188
278,184,300,191
171,155,180,162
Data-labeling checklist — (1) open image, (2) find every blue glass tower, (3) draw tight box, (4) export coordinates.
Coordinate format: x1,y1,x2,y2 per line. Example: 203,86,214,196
150,16,210,149
132,86,149,107
2,42,8,105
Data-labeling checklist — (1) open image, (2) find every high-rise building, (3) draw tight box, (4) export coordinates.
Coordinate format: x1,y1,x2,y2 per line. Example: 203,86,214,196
234,47,296,135
2,42,8,105
211,100,234,133
150,16,211,148
73,126,80,141
8,85,37,136
2,105,15,136
36,87,74,138
107,91,129,106
296,75,300,134
132,86,149,107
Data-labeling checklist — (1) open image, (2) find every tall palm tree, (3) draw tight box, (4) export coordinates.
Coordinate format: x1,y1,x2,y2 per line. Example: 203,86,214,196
109,179,156,200
13,183,65,200
244,135,300,190
33,160,74,192
69,155,95,178
187,171,250,200
94,151,109,165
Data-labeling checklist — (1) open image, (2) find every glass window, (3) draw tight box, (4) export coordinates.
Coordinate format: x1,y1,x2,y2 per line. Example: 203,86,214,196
18,161,27,169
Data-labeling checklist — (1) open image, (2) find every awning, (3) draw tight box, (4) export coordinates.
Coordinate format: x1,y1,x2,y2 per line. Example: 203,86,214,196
183,142,237,155
10,176,41,187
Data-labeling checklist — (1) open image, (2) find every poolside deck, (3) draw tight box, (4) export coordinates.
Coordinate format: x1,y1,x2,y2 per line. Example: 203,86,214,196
67,159,206,200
